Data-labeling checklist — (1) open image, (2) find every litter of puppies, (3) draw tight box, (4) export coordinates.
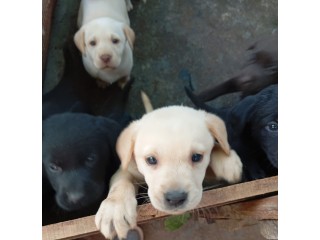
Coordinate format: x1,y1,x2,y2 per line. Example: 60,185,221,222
43,1,278,239
42,41,132,225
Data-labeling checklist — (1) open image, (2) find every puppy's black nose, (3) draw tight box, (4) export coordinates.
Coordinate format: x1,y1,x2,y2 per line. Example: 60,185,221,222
100,54,111,63
165,191,188,207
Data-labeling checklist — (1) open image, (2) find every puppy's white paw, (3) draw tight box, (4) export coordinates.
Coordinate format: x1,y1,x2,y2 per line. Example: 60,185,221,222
125,0,133,11
95,191,138,239
210,149,243,183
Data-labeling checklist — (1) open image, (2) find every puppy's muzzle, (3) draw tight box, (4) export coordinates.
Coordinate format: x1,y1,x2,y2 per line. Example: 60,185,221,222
67,192,84,204
164,190,188,208
57,191,86,211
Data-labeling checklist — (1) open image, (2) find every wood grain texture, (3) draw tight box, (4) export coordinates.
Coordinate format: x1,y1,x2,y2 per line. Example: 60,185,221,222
259,220,278,239
198,195,278,220
42,176,277,240
42,216,98,240
136,176,278,223
76,221,278,240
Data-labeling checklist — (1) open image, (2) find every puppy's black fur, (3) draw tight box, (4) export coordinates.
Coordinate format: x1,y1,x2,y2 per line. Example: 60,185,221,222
193,34,278,102
186,84,278,181
42,114,122,218
42,41,132,225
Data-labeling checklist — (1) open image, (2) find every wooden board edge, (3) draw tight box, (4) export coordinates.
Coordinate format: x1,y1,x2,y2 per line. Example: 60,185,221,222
42,176,278,240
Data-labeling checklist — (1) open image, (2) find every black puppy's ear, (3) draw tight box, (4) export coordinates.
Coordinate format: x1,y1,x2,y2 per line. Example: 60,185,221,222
94,116,123,151
229,95,257,136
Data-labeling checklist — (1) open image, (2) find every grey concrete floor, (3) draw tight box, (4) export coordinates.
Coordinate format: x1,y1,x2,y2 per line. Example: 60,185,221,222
44,0,277,118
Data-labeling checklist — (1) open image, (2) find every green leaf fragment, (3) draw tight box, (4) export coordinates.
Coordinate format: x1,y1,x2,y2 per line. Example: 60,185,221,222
164,213,192,231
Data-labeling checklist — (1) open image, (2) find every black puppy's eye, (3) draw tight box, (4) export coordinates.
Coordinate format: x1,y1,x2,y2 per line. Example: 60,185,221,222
87,153,96,162
49,163,62,172
112,38,119,44
191,153,203,163
266,121,278,132
146,156,157,165
89,40,96,46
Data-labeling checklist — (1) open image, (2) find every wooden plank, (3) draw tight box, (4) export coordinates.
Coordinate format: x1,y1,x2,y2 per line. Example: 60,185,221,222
197,195,278,220
139,219,278,240
259,220,278,240
136,176,278,223
42,176,277,240
77,220,279,240
42,216,97,240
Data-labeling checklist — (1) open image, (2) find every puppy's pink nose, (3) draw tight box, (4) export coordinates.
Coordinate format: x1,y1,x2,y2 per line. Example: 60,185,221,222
100,54,112,64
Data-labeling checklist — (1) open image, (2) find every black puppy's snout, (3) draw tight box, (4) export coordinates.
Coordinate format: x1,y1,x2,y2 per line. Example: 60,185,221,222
165,191,188,207
67,192,84,204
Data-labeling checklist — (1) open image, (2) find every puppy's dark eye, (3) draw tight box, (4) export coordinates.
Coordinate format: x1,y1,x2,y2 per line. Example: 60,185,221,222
191,153,203,163
266,121,278,132
89,40,96,46
85,153,97,167
49,163,62,173
112,38,119,44
146,156,157,165
87,154,96,162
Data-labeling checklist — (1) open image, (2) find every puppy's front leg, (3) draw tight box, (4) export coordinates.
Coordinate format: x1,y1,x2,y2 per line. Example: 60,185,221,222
95,168,138,239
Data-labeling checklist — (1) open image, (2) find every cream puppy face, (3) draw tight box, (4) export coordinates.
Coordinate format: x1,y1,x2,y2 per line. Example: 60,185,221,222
134,112,213,214
74,18,135,70
117,106,236,215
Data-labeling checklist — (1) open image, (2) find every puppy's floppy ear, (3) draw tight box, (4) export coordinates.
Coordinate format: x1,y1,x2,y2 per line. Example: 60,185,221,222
74,27,86,55
205,113,230,155
95,117,122,145
123,25,135,50
116,120,139,170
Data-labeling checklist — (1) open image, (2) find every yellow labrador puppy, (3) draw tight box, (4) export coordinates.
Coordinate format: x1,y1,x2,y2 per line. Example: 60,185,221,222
95,106,243,239
74,0,135,88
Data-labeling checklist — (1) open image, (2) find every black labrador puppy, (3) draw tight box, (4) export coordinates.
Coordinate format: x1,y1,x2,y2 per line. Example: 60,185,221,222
42,41,132,225
185,84,278,181
192,33,278,102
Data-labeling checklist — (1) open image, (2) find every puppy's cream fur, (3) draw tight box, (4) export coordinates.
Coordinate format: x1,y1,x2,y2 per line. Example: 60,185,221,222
74,0,135,87
95,106,242,239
